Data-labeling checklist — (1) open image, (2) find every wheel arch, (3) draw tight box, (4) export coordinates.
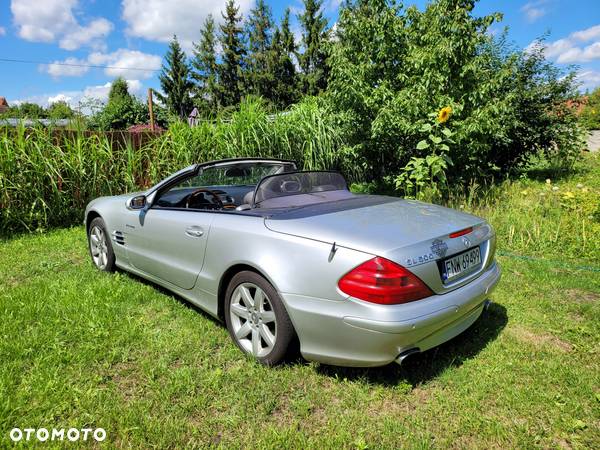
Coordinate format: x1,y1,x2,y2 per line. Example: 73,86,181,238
86,210,102,234
217,263,279,322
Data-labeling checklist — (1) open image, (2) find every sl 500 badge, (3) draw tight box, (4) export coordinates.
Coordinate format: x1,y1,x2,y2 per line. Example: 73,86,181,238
405,239,449,267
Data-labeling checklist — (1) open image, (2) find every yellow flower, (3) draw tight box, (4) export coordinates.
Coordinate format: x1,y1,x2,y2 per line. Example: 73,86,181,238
562,191,575,200
437,106,452,123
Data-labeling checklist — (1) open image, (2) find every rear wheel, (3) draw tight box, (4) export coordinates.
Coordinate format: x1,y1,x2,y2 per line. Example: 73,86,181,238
88,217,116,272
224,271,296,366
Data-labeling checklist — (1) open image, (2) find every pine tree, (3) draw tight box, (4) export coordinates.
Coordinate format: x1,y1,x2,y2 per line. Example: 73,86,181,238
191,15,220,114
158,35,193,118
271,8,299,108
108,77,131,103
219,0,246,107
245,0,274,101
281,7,297,59
95,77,147,130
298,0,329,95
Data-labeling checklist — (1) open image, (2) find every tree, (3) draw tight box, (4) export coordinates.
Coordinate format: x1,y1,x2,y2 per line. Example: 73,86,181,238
245,0,274,101
158,35,193,118
270,9,300,108
108,77,131,103
191,15,220,115
14,102,47,119
298,0,329,95
219,0,246,107
92,78,147,130
47,101,75,119
327,0,582,183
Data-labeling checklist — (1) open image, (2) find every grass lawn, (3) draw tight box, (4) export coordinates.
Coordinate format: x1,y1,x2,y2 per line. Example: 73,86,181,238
1,156,599,448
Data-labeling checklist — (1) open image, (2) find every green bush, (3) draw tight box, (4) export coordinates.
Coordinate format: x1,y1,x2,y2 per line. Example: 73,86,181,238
579,87,600,130
327,0,584,187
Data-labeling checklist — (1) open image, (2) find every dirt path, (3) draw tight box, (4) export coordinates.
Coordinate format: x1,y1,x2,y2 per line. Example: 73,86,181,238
587,130,600,152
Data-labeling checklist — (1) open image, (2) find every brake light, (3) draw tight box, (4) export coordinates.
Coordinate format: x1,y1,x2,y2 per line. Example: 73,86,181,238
449,227,473,238
338,257,433,305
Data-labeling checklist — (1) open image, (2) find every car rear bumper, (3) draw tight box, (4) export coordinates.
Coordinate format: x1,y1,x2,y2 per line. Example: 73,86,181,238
281,262,501,367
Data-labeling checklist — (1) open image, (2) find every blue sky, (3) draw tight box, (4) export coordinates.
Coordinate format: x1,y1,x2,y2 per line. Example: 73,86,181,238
1,0,599,109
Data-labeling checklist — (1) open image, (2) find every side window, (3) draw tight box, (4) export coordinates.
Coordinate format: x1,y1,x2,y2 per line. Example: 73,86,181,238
155,174,204,209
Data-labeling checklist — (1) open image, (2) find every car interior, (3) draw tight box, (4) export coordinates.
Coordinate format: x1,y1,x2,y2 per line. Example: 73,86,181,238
153,162,352,212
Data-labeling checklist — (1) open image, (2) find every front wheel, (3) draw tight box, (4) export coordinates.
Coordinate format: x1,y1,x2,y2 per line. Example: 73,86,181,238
224,271,296,366
88,217,116,272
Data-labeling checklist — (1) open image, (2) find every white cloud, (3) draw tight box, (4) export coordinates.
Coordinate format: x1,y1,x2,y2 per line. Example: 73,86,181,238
538,38,572,59
572,25,600,42
582,42,600,61
59,18,113,51
11,79,144,112
121,0,254,51
48,93,73,104
88,49,161,79
576,70,600,92
554,42,600,64
10,0,112,50
556,47,583,64
521,1,550,23
41,57,89,78
0,27,6,36
39,50,160,79
529,23,600,64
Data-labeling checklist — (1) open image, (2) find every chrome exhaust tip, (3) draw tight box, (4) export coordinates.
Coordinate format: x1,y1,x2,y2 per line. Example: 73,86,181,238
395,348,421,365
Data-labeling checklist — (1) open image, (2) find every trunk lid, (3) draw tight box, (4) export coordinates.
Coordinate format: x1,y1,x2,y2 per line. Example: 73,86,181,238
264,196,484,255
264,196,495,294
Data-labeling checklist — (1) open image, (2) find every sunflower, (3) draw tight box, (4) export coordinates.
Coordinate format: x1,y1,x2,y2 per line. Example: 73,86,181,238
437,106,452,123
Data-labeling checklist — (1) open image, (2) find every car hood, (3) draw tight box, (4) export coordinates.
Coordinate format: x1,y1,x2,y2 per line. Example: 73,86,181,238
264,196,486,256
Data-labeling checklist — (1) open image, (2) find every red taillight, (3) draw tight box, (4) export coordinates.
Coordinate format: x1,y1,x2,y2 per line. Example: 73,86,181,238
449,227,473,238
338,257,433,305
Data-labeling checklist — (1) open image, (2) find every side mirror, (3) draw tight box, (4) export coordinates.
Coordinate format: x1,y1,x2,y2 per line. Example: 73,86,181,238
127,194,147,210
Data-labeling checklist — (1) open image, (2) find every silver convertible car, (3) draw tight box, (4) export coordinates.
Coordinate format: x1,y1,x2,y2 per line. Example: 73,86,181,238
85,158,500,367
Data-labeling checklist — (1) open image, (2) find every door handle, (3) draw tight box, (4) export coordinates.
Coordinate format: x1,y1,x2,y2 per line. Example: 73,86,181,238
185,226,204,238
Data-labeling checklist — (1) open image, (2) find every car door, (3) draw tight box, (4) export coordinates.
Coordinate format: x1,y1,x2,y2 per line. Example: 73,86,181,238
124,160,293,289
126,207,215,290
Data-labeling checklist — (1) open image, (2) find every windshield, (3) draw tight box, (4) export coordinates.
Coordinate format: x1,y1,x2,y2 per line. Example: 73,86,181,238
253,171,349,206
187,162,293,187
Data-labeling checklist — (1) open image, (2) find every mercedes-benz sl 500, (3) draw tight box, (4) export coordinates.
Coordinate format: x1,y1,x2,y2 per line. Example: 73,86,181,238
85,158,500,367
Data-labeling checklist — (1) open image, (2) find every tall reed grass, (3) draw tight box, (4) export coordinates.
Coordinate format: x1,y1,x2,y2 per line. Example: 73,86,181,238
0,98,344,235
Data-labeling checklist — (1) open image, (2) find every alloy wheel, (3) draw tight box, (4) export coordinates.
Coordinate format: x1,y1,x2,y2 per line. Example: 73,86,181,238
229,282,277,358
89,225,109,270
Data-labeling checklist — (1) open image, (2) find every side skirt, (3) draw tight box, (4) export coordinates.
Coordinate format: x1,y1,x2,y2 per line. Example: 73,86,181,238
115,260,220,320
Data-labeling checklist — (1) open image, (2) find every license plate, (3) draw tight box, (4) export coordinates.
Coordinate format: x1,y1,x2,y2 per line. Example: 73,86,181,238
442,247,482,283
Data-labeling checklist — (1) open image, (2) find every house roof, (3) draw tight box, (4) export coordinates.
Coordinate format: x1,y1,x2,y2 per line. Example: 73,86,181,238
0,97,8,107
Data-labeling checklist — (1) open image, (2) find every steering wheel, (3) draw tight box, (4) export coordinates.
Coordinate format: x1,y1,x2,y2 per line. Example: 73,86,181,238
185,188,224,210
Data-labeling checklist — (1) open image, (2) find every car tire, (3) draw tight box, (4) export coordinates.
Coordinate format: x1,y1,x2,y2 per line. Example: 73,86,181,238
224,271,296,366
88,217,116,272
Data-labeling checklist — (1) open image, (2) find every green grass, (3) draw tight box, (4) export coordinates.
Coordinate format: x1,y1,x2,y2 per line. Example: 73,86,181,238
447,153,600,264
0,97,343,235
1,157,599,448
